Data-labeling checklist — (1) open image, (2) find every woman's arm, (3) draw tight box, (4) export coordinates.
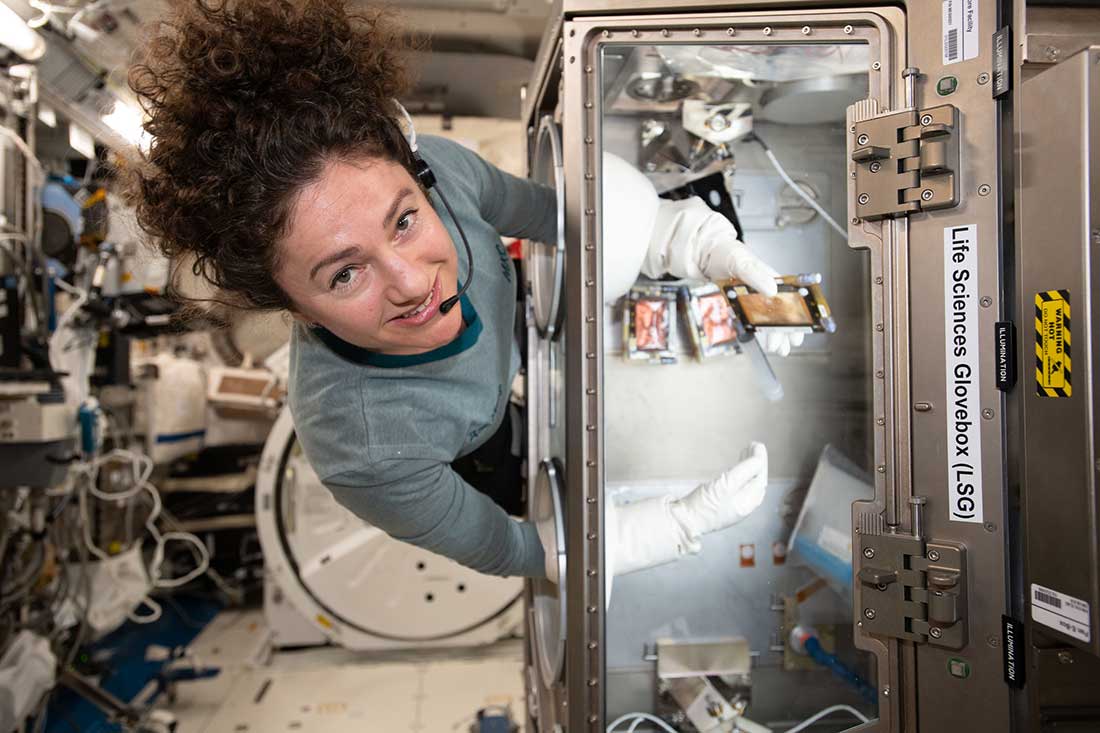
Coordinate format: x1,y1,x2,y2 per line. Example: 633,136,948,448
324,458,547,578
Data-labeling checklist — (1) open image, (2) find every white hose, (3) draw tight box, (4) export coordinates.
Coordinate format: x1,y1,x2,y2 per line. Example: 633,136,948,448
606,712,679,733
760,146,848,240
784,704,870,733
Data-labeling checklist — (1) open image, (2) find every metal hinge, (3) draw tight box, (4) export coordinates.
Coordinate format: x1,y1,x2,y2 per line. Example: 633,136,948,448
855,497,969,649
850,103,960,220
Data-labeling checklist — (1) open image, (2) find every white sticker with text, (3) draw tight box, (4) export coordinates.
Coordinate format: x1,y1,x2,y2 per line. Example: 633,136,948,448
943,0,979,65
945,225,984,523
1032,584,1092,643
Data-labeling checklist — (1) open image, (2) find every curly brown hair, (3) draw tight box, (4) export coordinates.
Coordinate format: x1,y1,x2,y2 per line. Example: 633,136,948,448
123,0,419,311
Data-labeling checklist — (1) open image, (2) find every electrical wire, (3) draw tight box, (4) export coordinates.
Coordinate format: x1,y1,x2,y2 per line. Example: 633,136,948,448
606,712,679,733
750,135,849,240
784,704,870,733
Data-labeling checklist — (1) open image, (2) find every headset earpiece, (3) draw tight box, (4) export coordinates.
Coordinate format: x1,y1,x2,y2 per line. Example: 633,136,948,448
414,155,436,190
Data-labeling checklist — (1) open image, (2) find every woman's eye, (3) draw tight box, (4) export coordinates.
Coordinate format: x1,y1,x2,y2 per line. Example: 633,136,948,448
396,208,417,232
330,267,354,290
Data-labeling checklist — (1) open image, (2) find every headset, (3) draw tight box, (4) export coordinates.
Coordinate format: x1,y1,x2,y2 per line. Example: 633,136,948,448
393,101,472,316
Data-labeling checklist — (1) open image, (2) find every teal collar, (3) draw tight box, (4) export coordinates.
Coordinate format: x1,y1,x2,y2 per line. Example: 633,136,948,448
315,295,481,368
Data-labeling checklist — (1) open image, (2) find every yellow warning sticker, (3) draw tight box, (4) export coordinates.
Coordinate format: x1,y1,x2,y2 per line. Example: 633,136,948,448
1035,290,1071,398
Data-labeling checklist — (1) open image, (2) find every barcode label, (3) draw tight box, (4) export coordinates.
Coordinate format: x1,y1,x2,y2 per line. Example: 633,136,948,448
943,0,979,65
945,29,959,61
1032,584,1091,643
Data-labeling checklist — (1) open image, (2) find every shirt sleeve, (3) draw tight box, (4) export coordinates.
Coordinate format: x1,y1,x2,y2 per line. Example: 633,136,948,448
324,458,547,578
439,138,558,245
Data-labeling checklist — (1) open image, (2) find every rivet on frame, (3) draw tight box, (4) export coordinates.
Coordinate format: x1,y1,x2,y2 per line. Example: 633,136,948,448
585,65,593,73
585,173,594,180
601,30,609,38
762,26,773,36
586,244,595,251
586,352,596,359
587,569,597,577
876,417,885,426
872,61,882,71
588,715,599,724
875,323,884,332
587,533,597,540
588,642,599,649
587,497,597,504
726,28,736,36
586,279,595,287
586,317,596,324
875,370,885,379
585,208,595,215
587,424,596,431
587,606,597,613
585,137,593,144
875,276,883,285
585,101,593,109
877,465,886,474
661,29,669,37
631,29,639,37
587,679,599,687
587,460,597,467
692,28,701,36
844,25,854,34
802,26,812,35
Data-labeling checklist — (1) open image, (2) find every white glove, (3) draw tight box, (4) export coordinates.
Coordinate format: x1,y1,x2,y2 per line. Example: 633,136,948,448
608,442,769,577
642,197,780,297
756,328,806,357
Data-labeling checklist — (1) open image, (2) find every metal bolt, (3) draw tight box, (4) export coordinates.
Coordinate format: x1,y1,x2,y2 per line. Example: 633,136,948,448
915,402,933,412
844,25,854,34
1058,650,1075,665
586,569,596,576
984,522,997,533
977,72,991,85
1044,46,1060,62
928,550,941,562
587,679,598,687
802,26,811,35
726,28,735,36
864,547,876,559
588,641,598,649
851,217,860,224
857,133,870,145
875,370,885,379
872,61,882,71
586,497,596,504
980,296,993,307
631,29,639,37
875,276,883,284
876,417,885,426
978,184,992,196
661,29,669,37
586,533,596,540
882,686,891,697
864,608,877,619
982,408,995,420
850,170,857,178
569,56,575,64
763,26,773,36
586,606,597,613
588,715,599,724
875,322,884,332
870,161,882,173
987,635,1000,647
930,627,943,639
877,465,886,474
585,65,592,73
601,30,609,37
692,28,701,36
921,114,934,126
877,583,888,591
858,193,870,205
921,189,934,201
850,125,856,133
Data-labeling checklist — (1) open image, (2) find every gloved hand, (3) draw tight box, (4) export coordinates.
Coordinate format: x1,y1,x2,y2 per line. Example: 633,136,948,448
607,442,768,577
642,197,780,296
756,329,806,357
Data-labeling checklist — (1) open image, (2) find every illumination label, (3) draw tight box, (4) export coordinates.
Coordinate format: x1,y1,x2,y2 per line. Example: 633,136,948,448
944,225,984,523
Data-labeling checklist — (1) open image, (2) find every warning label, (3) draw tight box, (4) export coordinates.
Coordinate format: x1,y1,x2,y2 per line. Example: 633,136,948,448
1035,290,1071,398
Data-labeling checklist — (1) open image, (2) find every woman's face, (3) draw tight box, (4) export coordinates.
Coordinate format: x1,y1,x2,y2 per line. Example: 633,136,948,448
275,155,462,354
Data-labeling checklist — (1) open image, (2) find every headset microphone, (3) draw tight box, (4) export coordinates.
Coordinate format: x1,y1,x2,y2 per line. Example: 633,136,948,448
393,101,473,316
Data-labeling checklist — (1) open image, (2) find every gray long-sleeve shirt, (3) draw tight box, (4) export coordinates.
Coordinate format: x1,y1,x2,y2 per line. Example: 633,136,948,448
287,135,557,578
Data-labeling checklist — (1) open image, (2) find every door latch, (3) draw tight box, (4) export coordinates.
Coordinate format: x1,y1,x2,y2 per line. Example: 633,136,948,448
850,104,960,220
855,497,969,649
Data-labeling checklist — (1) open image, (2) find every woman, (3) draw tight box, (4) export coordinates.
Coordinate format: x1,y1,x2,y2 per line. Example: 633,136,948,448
125,0,784,581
